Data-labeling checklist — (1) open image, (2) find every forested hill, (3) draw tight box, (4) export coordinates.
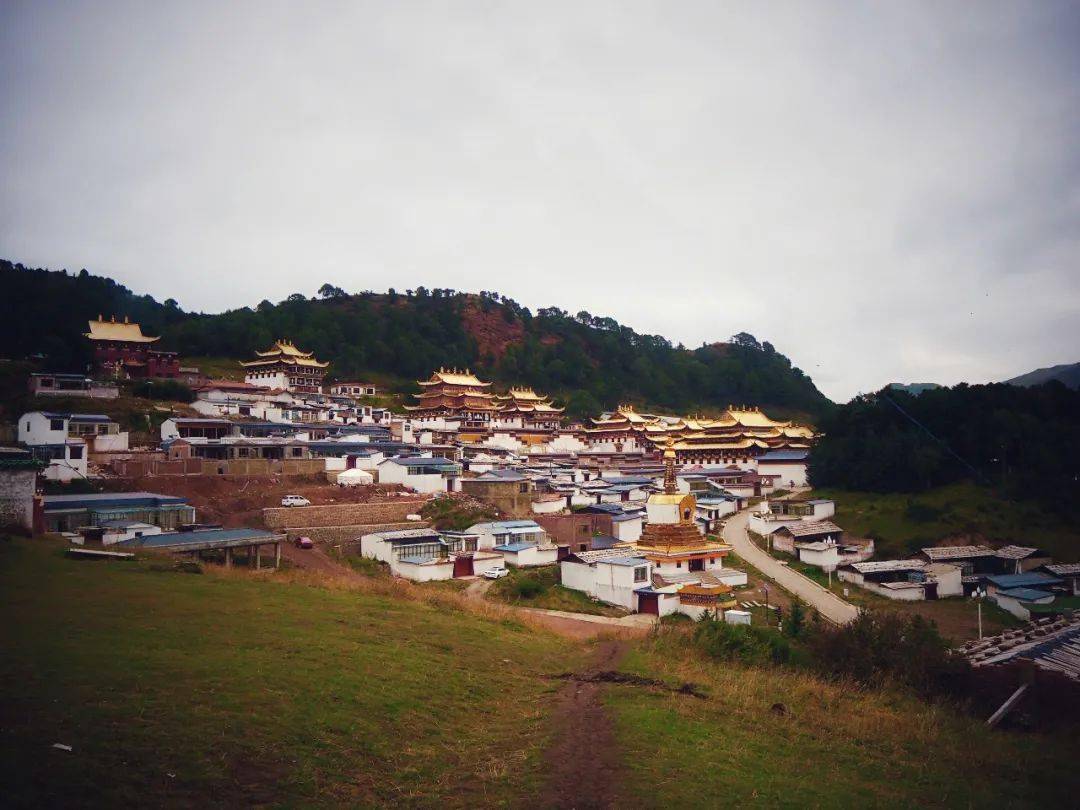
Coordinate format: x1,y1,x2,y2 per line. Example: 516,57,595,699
2,260,831,418
810,382,1080,512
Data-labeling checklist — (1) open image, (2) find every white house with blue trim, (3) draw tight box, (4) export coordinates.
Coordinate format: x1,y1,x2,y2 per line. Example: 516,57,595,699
376,455,462,493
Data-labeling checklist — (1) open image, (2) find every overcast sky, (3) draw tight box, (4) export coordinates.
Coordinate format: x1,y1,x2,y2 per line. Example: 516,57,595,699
2,2,1078,401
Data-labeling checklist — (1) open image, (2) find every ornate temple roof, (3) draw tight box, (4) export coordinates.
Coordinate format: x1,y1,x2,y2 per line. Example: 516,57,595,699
241,340,328,368
417,368,491,388
85,315,159,343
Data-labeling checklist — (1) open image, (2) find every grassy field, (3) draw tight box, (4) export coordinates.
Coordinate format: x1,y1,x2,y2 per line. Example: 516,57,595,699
487,566,627,617
6,535,1077,808
0,537,578,807
605,633,1079,808
814,482,1079,562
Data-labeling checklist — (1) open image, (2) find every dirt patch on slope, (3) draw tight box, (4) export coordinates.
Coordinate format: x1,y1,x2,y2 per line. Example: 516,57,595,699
461,298,525,362
100,477,422,528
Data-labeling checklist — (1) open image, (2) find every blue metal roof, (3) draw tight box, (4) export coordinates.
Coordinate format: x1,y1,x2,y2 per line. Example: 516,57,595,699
384,456,459,468
611,513,640,523
120,527,274,548
600,557,649,567
493,542,536,553
398,555,445,565
987,573,1062,589
488,520,541,530
41,411,111,422
580,503,624,515
758,450,809,461
43,492,190,511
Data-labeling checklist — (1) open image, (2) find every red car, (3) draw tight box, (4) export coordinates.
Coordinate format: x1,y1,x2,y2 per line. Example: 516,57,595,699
294,536,314,549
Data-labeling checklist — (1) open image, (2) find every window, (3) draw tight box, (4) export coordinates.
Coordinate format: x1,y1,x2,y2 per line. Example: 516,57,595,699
50,419,64,431
519,483,529,493
633,566,647,583
69,445,84,460
676,561,682,569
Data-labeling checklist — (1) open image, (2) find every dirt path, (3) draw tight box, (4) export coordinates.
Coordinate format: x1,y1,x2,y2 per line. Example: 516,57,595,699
541,640,628,809
280,542,365,580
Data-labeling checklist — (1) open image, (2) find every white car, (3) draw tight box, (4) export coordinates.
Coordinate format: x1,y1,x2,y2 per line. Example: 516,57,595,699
281,495,311,507
482,567,509,580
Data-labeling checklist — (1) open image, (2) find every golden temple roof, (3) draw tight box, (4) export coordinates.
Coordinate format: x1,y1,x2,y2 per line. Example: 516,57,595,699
417,368,491,388
241,340,329,368
85,315,159,343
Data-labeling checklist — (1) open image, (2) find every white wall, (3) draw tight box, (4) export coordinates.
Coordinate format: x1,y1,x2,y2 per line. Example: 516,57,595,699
612,517,643,543
500,545,559,568
756,461,807,488
797,545,840,571
90,432,129,452
531,499,565,515
41,443,88,482
392,559,453,581
19,412,67,445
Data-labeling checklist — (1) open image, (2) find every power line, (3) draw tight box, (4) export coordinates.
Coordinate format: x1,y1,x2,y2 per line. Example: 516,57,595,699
878,392,987,483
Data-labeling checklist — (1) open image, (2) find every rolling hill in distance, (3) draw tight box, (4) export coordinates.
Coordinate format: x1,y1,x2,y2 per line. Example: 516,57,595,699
1005,362,1080,391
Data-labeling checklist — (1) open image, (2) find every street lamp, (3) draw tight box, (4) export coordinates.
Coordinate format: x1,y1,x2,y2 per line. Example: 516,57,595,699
971,587,986,640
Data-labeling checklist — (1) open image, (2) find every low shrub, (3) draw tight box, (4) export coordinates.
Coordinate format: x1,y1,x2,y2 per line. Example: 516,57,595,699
692,616,791,666
131,379,195,403
511,577,545,599
804,610,969,698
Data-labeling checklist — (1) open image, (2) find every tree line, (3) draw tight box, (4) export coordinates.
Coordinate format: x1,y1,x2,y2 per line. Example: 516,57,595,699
2,260,831,420
809,381,1080,512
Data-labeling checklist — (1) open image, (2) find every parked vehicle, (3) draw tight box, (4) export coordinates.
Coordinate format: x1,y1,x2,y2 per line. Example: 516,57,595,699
294,536,314,549
281,495,311,507
482,567,509,580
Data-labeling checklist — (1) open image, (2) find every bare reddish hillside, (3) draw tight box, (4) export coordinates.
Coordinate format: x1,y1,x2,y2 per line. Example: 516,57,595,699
461,298,525,362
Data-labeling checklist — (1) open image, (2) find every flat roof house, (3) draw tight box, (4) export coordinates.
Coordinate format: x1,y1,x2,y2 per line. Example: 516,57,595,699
42,492,196,533
359,527,502,581
377,456,462,494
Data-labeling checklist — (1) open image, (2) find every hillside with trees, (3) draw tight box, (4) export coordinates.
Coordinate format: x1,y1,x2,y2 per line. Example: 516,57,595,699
809,382,1080,514
2,260,831,419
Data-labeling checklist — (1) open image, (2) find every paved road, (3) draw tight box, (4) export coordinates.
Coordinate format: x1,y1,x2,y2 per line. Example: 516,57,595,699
723,509,859,625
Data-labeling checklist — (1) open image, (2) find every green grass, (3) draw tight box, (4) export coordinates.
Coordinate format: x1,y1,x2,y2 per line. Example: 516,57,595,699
420,497,498,531
486,566,627,617
0,537,578,807
604,637,1079,808
814,482,1080,562
183,356,245,380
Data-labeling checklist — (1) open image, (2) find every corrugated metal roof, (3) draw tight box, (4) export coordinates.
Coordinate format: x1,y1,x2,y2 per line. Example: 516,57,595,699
493,542,536,553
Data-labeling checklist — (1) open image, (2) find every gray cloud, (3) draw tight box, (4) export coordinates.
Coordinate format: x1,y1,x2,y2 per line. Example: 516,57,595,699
3,1,1078,400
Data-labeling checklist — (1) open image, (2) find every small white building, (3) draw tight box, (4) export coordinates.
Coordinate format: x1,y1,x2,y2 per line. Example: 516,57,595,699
560,548,652,612
377,456,462,494
493,541,560,568
795,541,840,571
611,512,643,543
754,449,809,488
838,559,963,601
359,527,502,581
467,520,550,551
18,412,89,482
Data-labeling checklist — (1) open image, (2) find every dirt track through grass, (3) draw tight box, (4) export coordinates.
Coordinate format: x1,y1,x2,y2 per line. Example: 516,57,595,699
541,641,627,810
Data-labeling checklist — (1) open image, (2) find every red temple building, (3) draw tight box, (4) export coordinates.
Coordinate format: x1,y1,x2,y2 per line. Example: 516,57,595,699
85,315,179,379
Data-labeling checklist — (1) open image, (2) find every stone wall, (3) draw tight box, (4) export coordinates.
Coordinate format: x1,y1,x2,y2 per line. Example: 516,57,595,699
283,522,425,546
110,457,325,478
0,469,37,530
263,500,428,530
